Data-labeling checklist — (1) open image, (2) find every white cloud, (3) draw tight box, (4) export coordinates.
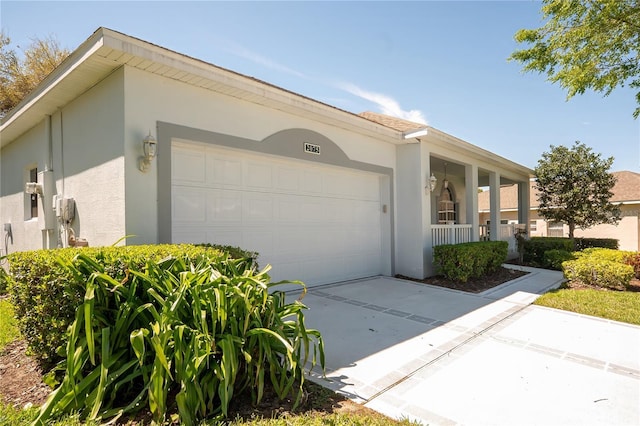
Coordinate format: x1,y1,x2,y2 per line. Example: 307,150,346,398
223,42,307,79
339,82,427,124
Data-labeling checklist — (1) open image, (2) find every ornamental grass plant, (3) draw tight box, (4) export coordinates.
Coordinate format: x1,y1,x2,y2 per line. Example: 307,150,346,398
5,245,323,425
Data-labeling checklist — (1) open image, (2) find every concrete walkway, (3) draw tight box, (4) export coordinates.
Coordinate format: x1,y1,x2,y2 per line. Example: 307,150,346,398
298,266,640,426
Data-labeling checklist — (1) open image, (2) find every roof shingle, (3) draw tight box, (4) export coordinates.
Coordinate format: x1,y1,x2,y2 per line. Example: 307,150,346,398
358,111,426,133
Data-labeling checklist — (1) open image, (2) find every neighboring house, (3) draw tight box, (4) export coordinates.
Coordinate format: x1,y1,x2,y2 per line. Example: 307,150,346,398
0,27,532,285
478,171,640,251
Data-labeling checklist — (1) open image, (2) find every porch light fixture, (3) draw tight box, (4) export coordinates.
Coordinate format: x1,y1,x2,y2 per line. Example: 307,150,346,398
402,128,428,140
428,173,437,193
139,131,157,172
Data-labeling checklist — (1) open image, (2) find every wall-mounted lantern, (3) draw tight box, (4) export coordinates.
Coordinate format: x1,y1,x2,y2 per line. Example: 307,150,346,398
428,173,438,192
139,131,157,172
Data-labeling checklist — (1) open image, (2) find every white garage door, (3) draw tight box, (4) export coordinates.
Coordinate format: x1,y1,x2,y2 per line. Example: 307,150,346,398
171,141,385,287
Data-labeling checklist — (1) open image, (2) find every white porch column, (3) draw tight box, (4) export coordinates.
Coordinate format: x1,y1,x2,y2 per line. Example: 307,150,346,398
396,143,431,279
465,164,479,242
489,171,501,241
518,180,531,231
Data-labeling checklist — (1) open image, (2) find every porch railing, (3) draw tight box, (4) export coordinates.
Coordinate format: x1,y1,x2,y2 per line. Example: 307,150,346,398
434,223,519,256
432,224,473,247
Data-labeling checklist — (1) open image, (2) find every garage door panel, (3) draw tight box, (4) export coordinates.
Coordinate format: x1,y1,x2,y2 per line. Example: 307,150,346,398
299,199,325,222
242,193,273,223
275,167,299,192
172,142,385,287
173,231,205,244
274,229,304,255
173,149,206,183
301,170,323,193
207,230,242,248
210,156,243,187
207,190,242,222
241,229,273,256
275,197,300,222
245,162,273,189
173,188,206,222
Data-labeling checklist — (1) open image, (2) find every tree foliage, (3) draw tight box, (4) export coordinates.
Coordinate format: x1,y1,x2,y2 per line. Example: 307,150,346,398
0,32,69,117
510,0,640,117
534,142,621,238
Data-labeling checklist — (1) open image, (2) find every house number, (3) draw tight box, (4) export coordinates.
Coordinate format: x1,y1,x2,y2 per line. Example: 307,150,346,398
304,142,321,155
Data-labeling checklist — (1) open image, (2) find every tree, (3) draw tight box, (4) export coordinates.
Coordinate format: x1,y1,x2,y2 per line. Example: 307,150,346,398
510,0,640,117
0,32,69,117
534,141,621,238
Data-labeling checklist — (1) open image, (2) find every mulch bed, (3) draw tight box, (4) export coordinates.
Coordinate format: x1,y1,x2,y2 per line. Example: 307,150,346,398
0,340,50,409
396,266,529,293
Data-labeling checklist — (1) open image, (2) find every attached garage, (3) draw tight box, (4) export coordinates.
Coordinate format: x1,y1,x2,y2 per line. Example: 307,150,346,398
170,140,390,287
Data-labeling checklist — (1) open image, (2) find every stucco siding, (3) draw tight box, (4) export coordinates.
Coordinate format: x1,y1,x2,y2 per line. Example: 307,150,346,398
53,68,126,247
575,210,640,251
0,68,126,253
122,66,397,244
0,122,47,254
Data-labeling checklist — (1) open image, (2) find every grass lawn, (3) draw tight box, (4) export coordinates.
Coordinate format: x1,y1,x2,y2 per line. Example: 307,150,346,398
0,298,20,350
535,285,640,325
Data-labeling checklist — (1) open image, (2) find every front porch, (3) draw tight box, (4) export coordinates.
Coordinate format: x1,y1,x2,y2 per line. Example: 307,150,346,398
394,126,532,279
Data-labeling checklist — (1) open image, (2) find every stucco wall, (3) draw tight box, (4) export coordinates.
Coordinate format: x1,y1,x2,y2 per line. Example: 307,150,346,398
575,211,639,251
0,122,47,254
0,68,126,253
122,66,397,244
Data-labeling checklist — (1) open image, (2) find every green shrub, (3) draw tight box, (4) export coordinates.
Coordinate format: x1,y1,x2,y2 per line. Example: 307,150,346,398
523,237,575,266
0,266,8,295
574,237,619,251
434,241,508,283
195,243,259,269
563,257,634,290
18,246,324,424
5,244,258,367
574,248,629,263
542,249,575,270
562,248,636,290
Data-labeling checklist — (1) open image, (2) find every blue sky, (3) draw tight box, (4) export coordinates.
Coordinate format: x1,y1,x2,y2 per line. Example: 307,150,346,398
2,0,639,172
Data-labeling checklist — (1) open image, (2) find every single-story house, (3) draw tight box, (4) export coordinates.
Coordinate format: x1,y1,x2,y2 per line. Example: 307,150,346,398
478,171,640,251
0,27,532,285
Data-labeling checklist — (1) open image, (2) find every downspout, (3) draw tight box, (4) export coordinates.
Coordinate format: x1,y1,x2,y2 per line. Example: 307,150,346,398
45,115,53,171
44,115,55,248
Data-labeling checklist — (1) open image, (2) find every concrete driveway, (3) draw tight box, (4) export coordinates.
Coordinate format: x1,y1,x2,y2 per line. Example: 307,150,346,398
296,266,640,426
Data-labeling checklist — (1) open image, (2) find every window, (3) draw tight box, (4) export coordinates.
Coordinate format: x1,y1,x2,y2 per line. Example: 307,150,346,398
529,220,537,232
548,221,564,237
29,167,38,218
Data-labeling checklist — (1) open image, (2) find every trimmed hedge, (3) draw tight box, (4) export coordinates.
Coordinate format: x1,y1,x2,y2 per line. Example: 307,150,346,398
574,237,619,251
523,237,620,267
5,244,256,366
542,249,575,271
434,241,508,283
562,248,635,290
523,237,575,266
